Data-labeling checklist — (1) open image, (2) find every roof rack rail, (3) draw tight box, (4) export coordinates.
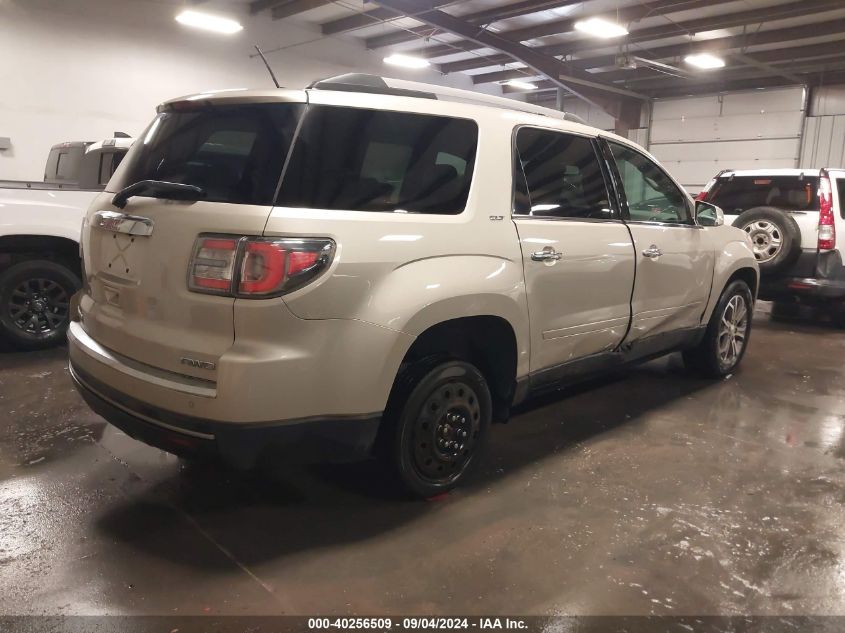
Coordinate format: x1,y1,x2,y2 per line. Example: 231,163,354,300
308,74,588,126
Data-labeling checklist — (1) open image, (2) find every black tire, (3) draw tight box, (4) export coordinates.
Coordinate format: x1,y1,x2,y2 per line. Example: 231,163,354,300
732,206,801,274
683,279,754,378
0,259,80,350
382,357,492,498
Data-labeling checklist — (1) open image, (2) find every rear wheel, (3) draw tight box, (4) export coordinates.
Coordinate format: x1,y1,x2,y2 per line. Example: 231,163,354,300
0,259,80,350
732,207,801,274
683,280,753,378
383,358,492,498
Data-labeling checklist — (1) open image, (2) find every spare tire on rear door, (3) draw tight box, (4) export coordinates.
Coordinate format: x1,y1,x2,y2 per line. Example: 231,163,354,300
731,206,802,274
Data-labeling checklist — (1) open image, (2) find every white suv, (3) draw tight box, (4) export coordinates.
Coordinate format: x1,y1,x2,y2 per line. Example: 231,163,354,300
68,74,758,496
699,168,845,326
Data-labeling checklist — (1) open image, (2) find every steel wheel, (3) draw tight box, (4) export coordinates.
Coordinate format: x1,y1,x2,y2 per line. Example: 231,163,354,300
7,278,70,338
411,380,482,485
743,220,783,263
717,294,749,366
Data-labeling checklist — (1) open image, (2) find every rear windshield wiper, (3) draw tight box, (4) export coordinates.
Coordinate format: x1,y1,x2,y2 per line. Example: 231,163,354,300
112,180,205,209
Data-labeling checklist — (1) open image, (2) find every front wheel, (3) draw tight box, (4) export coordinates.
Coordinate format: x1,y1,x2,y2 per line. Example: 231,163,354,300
0,259,80,350
384,358,492,498
683,280,753,378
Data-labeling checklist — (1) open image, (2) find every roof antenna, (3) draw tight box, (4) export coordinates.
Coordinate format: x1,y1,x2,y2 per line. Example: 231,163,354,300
254,45,281,88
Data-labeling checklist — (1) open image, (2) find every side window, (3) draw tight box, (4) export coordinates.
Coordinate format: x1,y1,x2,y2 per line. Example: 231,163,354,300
514,128,614,219
608,142,691,224
98,151,126,186
55,152,72,179
278,106,478,214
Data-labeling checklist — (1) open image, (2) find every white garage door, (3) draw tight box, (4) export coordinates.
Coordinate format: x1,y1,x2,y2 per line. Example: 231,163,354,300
649,87,805,193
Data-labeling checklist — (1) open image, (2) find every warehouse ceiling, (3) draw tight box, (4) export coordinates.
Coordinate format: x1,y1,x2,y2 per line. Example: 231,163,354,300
249,0,845,106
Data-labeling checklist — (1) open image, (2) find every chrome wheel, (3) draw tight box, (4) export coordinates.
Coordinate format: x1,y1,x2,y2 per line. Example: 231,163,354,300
718,294,748,366
412,381,481,484
8,278,70,338
743,220,783,262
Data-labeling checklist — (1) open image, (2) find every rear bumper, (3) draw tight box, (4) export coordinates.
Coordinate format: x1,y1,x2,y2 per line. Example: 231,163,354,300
759,249,845,304
760,277,845,302
70,362,382,467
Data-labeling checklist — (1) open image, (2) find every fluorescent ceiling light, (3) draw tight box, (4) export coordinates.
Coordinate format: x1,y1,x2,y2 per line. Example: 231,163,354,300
574,17,628,39
685,53,725,69
503,79,538,90
384,54,430,69
175,10,243,35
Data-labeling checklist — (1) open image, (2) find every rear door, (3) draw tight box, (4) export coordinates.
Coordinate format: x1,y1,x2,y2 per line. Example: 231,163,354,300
602,139,714,342
512,127,635,375
81,95,304,380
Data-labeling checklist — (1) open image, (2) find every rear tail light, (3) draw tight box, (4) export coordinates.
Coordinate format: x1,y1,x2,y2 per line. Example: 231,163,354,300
189,237,239,293
188,235,334,297
818,170,836,251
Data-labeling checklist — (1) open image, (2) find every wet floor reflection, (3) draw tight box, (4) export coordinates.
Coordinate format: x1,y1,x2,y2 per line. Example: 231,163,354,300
0,306,843,615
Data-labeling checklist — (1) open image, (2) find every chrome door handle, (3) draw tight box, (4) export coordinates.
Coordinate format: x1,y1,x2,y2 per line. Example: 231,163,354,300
642,245,663,259
531,248,563,262
93,210,154,236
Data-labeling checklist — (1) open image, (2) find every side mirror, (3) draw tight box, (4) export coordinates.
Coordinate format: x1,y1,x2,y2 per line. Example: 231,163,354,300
695,200,724,227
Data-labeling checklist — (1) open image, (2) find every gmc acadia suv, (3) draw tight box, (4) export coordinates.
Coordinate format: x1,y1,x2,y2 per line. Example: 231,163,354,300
68,75,759,497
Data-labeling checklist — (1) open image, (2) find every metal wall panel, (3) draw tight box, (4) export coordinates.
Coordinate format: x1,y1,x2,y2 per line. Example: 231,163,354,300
561,97,615,131
809,85,845,116
800,115,845,168
627,127,649,148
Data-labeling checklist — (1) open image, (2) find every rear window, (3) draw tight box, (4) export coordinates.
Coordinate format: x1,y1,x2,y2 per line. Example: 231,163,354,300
709,176,819,214
45,146,85,183
277,106,478,214
109,103,304,205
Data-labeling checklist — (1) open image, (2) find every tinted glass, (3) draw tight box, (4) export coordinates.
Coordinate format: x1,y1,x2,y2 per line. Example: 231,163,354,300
278,106,478,214
56,153,71,179
98,151,125,186
708,176,820,215
514,128,612,219
609,142,690,224
55,151,82,180
110,103,304,205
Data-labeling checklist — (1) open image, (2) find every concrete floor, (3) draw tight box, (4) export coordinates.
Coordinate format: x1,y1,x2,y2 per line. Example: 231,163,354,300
0,305,843,617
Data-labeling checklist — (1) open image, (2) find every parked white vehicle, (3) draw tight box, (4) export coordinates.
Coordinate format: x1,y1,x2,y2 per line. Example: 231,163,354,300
0,138,131,348
698,168,845,325
68,75,758,496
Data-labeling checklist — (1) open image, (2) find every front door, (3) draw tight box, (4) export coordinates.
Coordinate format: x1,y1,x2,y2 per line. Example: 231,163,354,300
603,140,715,341
512,127,636,376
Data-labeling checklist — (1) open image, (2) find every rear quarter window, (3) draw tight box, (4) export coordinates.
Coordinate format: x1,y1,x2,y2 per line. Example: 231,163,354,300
277,106,478,215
